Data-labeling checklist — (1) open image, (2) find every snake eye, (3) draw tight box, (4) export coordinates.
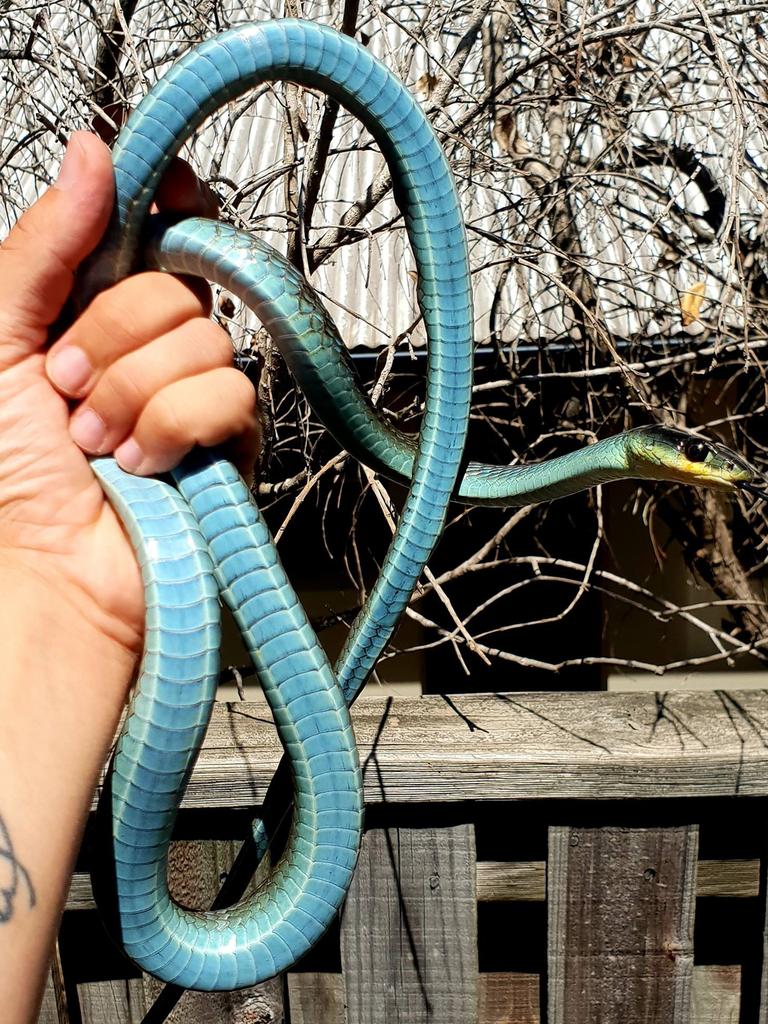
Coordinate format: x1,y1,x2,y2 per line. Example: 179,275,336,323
683,438,709,463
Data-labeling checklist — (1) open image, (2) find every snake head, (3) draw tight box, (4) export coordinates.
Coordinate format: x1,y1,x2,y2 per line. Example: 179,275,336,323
626,425,768,499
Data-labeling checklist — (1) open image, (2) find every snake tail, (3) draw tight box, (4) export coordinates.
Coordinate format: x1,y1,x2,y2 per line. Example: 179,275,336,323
93,454,363,990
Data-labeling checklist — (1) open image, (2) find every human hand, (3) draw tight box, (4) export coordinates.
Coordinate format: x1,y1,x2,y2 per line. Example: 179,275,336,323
0,131,261,1019
0,131,258,672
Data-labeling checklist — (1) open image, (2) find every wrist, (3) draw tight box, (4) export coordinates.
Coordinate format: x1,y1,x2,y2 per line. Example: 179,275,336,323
0,551,137,727
0,543,139,660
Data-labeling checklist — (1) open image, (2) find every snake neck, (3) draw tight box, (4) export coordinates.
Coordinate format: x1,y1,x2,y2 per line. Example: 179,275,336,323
347,414,633,506
456,435,633,506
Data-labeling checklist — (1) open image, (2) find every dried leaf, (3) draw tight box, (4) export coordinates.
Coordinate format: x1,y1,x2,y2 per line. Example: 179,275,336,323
680,281,706,326
415,73,439,97
493,112,513,153
218,294,236,319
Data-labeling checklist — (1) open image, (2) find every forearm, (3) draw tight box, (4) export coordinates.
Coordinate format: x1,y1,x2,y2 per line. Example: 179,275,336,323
0,560,135,1023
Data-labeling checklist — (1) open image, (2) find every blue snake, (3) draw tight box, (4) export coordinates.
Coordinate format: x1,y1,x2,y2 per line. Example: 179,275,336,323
79,17,763,994
79,19,472,992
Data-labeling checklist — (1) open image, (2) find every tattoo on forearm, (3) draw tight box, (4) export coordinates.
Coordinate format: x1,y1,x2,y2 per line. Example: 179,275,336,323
0,814,35,921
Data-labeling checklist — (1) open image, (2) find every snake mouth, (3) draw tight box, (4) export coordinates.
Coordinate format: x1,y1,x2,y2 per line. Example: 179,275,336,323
738,480,768,501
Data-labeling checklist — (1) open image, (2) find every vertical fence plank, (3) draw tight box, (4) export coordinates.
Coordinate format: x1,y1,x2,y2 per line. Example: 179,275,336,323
78,980,147,1023
38,942,70,1024
760,852,768,1024
692,966,740,1024
38,984,60,1024
286,974,345,1024
37,968,62,1024
548,825,698,1024
478,974,540,1023
340,824,477,1024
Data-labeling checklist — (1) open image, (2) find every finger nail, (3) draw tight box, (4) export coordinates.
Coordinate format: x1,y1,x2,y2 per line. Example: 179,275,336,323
47,345,93,394
54,133,88,192
114,437,145,473
70,408,107,453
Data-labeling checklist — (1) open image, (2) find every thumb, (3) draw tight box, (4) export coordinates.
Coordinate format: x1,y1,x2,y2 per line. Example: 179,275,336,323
0,132,114,366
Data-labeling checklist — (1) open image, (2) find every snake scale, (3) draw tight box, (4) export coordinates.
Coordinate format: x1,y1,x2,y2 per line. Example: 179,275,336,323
77,16,763,994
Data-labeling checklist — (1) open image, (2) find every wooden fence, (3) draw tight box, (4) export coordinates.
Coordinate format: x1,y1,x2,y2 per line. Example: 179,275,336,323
39,689,768,1023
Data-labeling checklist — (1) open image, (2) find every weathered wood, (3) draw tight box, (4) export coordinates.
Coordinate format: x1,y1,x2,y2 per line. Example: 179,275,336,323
697,859,759,898
37,940,69,1024
475,858,758,903
283,973,543,1024
60,963,746,1024
66,856,761,912
65,874,96,911
73,840,285,1023
139,982,284,1024
64,690,768,1021
548,825,698,1024
50,940,70,1024
286,973,345,1024
760,840,768,1024
477,858,760,903
477,862,546,902
88,693,768,810
77,980,147,1023
37,967,61,1024
692,966,740,1024
283,973,544,1024
478,973,540,1024
340,824,477,1023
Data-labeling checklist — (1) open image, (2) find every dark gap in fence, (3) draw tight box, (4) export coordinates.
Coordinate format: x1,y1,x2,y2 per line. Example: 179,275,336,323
59,911,140,987
479,903,547,974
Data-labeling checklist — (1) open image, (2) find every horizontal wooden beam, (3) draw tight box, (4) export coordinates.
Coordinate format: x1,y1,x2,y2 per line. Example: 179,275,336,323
91,691,768,810
476,857,760,902
65,857,760,912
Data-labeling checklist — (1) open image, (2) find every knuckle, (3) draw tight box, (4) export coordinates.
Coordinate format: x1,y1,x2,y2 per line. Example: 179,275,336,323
189,318,234,367
93,360,147,413
146,392,189,447
222,368,257,417
83,272,207,356
86,287,145,354
142,270,207,315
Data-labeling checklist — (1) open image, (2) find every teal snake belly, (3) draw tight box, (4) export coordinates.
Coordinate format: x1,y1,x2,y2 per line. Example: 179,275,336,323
79,20,473,991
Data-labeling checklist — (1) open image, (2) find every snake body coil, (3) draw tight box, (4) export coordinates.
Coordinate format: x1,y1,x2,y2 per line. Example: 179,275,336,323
81,20,473,991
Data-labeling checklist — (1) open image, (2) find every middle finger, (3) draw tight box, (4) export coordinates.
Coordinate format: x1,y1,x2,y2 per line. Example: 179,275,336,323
46,270,212,398
67,317,234,455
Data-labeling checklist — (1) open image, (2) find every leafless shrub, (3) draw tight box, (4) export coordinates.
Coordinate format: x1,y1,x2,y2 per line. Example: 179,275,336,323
2,0,767,683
